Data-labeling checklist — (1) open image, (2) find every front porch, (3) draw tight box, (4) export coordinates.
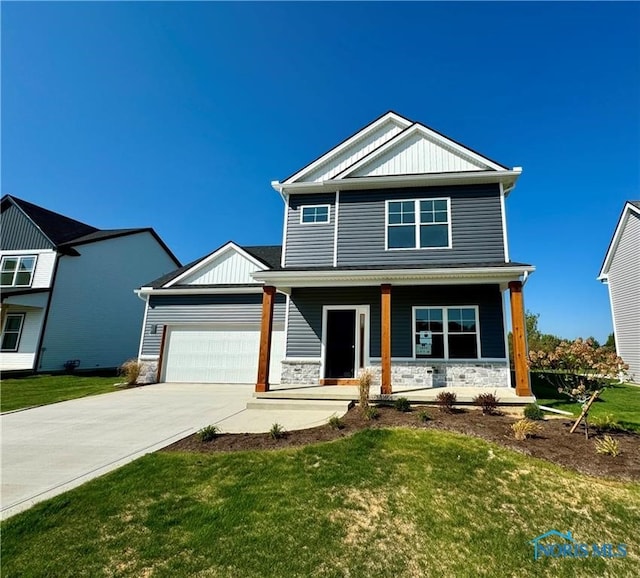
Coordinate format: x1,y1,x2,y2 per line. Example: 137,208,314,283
255,382,535,405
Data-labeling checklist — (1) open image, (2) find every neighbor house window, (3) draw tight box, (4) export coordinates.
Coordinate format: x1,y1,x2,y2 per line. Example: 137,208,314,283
1,256,37,287
300,205,330,224
414,306,479,359
1,313,25,351
387,199,450,249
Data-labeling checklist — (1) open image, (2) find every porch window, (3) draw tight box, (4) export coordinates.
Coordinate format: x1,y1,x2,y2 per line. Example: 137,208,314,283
301,205,330,224
413,306,479,359
1,256,37,287
387,198,450,249
1,313,25,351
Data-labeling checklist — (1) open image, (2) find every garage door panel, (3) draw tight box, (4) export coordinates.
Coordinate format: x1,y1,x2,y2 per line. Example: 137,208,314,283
162,325,284,384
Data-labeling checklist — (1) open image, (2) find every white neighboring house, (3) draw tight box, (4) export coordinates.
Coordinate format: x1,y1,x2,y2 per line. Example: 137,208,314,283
0,195,180,373
599,201,640,383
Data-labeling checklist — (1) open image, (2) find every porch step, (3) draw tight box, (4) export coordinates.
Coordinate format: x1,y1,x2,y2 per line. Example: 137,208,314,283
246,399,352,412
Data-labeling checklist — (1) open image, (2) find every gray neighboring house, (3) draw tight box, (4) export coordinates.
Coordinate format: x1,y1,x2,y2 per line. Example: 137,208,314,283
137,111,535,397
599,201,640,383
0,195,180,373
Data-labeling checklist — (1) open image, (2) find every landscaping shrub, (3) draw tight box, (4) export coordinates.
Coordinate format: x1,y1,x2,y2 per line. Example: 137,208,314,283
394,397,411,412
590,413,626,433
473,392,500,415
270,423,286,440
417,409,431,422
328,416,345,430
523,404,544,420
511,419,542,441
119,359,142,385
358,368,373,411
435,391,457,413
364,406,379,421
594,435,621,457
197,425,219,442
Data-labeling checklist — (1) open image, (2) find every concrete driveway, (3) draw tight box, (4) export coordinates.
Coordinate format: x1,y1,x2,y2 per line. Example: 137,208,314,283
1,383,254,520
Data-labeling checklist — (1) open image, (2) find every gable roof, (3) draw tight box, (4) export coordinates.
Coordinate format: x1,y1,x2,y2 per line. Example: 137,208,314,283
1,195,180,265
599,200,640,279
275,111,518,194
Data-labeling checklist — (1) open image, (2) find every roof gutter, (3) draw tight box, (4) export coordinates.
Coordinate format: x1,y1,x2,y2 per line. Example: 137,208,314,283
135,286,266,297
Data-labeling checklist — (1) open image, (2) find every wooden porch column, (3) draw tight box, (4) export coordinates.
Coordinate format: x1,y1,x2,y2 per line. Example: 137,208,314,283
381,284,392,395
509,281,531,397
256,286,276,393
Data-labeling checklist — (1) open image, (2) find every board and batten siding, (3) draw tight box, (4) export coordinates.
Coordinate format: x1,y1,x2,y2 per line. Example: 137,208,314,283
337,184,505,266
141,293,287,357
286,284,505,359
179,251,260,285
0,204,55,251
608,211,640,382
39,232,179,371
284,193,336,267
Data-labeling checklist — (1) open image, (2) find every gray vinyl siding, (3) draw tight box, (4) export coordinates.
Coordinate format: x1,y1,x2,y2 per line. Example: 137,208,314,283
337,184,505,266
141,293,287,356
284,193,336,267
1,204,54,250
608,212,640,382
287,284,505,359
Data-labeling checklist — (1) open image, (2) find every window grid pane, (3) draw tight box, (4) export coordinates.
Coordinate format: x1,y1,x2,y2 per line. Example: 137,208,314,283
302,206,329,224
414,307,478,359
1,256,36,287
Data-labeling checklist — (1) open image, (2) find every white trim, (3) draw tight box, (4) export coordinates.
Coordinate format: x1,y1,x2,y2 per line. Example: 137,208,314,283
139,355,159,361
283,293,291,359
334,123,507,179
299,204,331,225
135,286,267,296
411,305,482,360
599,201,640,278
321,305,370,379
274,170,522,196
282,357,321,363
0,249,55,256
165,242,267,288
137,293,150,360
1,312,26,352
0,255,38,288
501,290,513,388
280,193,289,268
499,182,510,263
282,112,412,184
333,190,340,267
384,198,452,251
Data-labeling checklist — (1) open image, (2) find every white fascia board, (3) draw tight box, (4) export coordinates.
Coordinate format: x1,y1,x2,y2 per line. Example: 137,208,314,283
136,286,266,296
274,170,522,196
499,182,510,262
282,112,412,185
252,266,535,287
164,242,267,288
334,123,508,179
599,202,640,278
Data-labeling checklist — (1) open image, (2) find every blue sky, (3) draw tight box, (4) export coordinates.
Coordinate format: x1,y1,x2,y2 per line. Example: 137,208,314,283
3,2,639,342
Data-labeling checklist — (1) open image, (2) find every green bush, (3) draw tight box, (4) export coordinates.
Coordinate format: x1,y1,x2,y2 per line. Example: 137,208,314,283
473,392,500,415
364,406,379,421
417,409,431,423
394,397,411,412
523,404,544,420
197,425,219,442
590,413,626,433
435,391,457,413
328,416,345,430
270,423,286,440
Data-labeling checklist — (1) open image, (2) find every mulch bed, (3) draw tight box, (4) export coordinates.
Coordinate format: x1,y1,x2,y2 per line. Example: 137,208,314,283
163,405,640,481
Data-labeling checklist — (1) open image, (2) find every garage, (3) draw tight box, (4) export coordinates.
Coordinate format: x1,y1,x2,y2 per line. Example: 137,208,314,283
161,324,285,384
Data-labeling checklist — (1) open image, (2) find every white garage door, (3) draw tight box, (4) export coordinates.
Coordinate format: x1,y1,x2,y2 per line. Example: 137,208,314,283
162,324,285,384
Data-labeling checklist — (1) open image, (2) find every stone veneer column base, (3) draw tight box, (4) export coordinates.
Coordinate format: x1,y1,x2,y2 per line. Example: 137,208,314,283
280,359,321,384
137,360,159,385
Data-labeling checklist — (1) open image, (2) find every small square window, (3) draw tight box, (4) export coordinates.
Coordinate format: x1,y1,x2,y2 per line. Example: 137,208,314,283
301,205,330,224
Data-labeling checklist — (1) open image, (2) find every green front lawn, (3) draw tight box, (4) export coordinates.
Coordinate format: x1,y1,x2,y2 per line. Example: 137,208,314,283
0,374,122,413
2,429,639,577
532,374,640,432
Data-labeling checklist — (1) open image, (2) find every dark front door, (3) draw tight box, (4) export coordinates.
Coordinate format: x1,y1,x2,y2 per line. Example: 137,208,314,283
325,309,356,379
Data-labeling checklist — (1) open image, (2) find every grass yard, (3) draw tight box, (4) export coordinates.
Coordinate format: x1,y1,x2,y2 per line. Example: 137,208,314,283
0,374,122,413
532,374,640,432
2,428,639,577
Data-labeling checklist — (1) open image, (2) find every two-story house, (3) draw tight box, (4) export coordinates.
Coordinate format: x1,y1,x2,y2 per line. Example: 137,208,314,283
136,112,534,396
0,195,180,373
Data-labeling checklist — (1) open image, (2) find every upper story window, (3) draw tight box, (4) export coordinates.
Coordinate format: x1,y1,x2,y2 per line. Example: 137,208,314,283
386,198,451,250
301,205,330,224
1,256,37,287
413,306,480,359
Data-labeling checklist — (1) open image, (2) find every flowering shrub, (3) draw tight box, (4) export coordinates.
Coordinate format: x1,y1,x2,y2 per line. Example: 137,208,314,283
528,338,627,402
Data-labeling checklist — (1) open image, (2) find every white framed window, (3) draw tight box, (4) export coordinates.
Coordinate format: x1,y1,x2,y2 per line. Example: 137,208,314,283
300,205,330,224
386,198,451,250
412,306,480,359
1,313,25,351
1,255,37,287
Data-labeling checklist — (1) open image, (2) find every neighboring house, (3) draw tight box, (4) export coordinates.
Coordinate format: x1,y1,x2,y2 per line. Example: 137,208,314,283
137,111,535,396
598,201,640,383
0,195,180,373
